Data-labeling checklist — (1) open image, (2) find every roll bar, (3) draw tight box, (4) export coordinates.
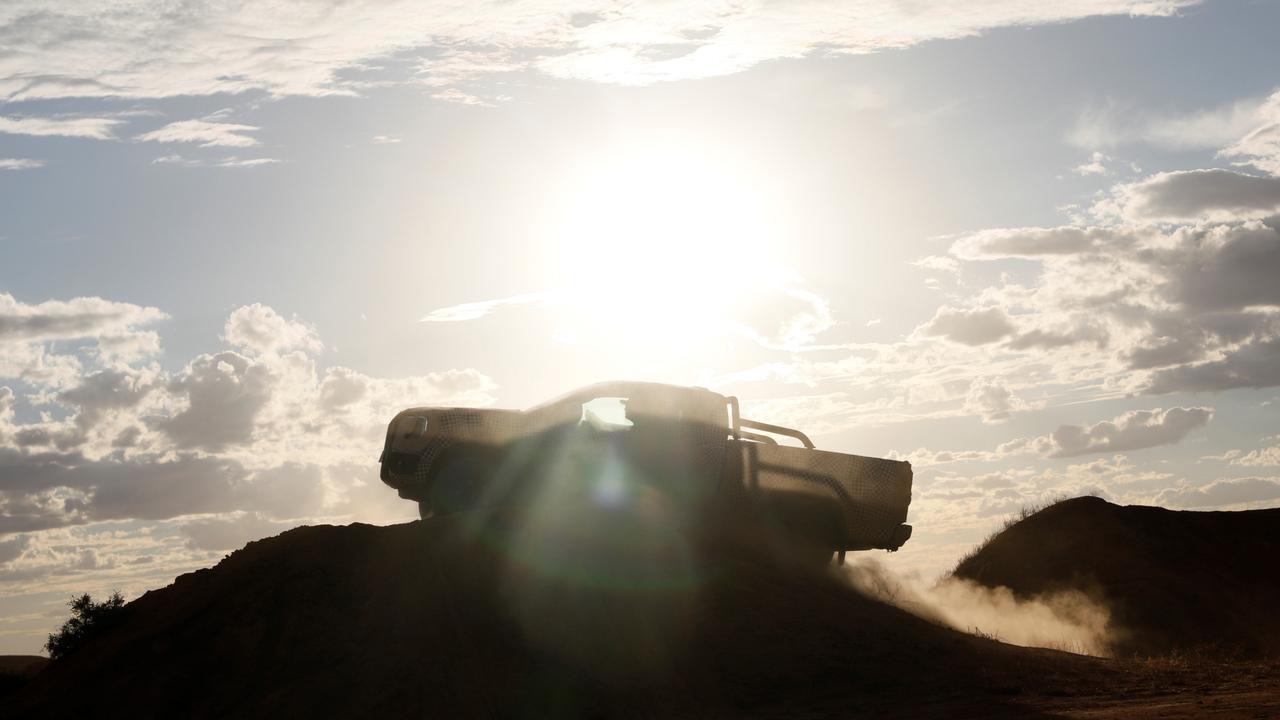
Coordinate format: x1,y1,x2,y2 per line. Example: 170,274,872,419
726,396,816,449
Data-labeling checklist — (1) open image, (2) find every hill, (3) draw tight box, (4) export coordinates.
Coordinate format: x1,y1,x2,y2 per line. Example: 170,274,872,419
953,496,1280,658
6,509,1280,718
0,516,1135,719
0,656,48,699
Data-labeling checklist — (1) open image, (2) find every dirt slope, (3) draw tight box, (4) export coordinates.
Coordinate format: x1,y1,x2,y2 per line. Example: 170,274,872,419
4,517,1131,719
954,496,1280,658
0,656,48,700
8,507,1280,718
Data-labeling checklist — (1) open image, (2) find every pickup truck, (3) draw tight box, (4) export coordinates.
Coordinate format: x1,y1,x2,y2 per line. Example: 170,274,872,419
380,381,912,564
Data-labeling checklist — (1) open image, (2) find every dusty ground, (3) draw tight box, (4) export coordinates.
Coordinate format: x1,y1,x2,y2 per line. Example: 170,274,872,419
1032,658,1280,719
4,501,1279,718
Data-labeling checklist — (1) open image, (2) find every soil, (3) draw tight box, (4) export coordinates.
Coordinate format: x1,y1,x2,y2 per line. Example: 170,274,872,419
5,500,1280,718
954,496,1280,658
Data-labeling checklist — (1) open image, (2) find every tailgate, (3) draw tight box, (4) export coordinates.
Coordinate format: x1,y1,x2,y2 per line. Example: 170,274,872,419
738,442,913,551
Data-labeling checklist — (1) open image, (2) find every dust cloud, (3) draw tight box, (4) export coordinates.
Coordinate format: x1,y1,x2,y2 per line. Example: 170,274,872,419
840,558,1112,656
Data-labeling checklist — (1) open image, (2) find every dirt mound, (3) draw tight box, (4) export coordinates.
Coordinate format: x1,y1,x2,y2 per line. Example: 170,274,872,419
954,496,1280,658
5,517,1124,719
0,656,48,700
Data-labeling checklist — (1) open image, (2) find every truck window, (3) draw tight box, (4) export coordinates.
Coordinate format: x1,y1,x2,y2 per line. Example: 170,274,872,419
580,397,632,432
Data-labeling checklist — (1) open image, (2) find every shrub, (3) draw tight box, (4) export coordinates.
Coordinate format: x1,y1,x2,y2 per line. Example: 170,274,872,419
45,592,126,661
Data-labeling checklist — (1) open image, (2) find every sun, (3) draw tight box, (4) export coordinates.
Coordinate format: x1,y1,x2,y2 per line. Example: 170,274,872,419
546,141,789,364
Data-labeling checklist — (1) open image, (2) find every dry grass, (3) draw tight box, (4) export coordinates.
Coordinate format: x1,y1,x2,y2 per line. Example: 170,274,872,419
949,494,1081,575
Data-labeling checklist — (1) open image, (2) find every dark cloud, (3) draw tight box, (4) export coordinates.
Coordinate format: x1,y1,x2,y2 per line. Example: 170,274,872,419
1008,323,1109,351
1045,406,1213,458
950,226,1132,259
1144,336,1280,394
159,352,274,451
918,307,1016,346
1109,169,1280,222
58,368,157,435
0,535,29,565
0,449,244,532
1152,220,1280,311
1154,476,1280,508
963,379,1027,424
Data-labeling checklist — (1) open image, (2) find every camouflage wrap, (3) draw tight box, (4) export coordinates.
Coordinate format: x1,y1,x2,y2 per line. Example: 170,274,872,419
730,441,913,550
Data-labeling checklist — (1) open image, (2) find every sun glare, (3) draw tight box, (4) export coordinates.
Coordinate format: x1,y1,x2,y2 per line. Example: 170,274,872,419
548,143,789,364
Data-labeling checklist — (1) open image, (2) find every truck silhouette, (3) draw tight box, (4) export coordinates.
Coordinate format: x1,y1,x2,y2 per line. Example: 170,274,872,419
380,381,912,564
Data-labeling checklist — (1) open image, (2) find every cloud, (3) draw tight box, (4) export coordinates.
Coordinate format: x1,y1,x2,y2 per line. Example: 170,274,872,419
1067,91,1273,151
0,115,120,139
949,225,1139,259
1,299,495,538
916,306,1016,346
135,119,261,148
0,158,43,170
1143,336,1280,394
0,535,29,565
420,292,546,322
158,351,276,452
371,135,401,144
1042,406,1213,458
1221,91,1280,175
0,293,167,345
179,512,297,551
1231,440,1280,467
934,216,1280,397
223,303,322,356
1072,151,1113,176
0,1,1200,101
963,378,1030,424
151,154,278,168
1153,476,1280,509
1096,169,1280,223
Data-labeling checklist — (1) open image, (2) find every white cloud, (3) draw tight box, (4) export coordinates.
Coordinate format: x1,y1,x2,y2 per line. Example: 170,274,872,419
1220,91,1280,175
934,217,1280,396
0,295,167,389
1231,439,1280,467
1068,88,1280,176
1,299,495,543
224,303,322,356
1072,150,1112,176
420,292,546,322
152,154,277,168
0,293,167,344
1067,92,1272,150
0,1,1200,101
949,225,1140,259
371,135,401,144
0,115,121,139
135,119,261,148
0,158,43,170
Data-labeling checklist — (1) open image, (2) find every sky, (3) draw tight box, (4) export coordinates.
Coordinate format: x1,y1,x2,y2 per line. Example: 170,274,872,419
3,0,1280,654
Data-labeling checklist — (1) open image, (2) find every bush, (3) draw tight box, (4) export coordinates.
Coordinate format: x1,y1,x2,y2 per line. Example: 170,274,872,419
45,592,126,661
